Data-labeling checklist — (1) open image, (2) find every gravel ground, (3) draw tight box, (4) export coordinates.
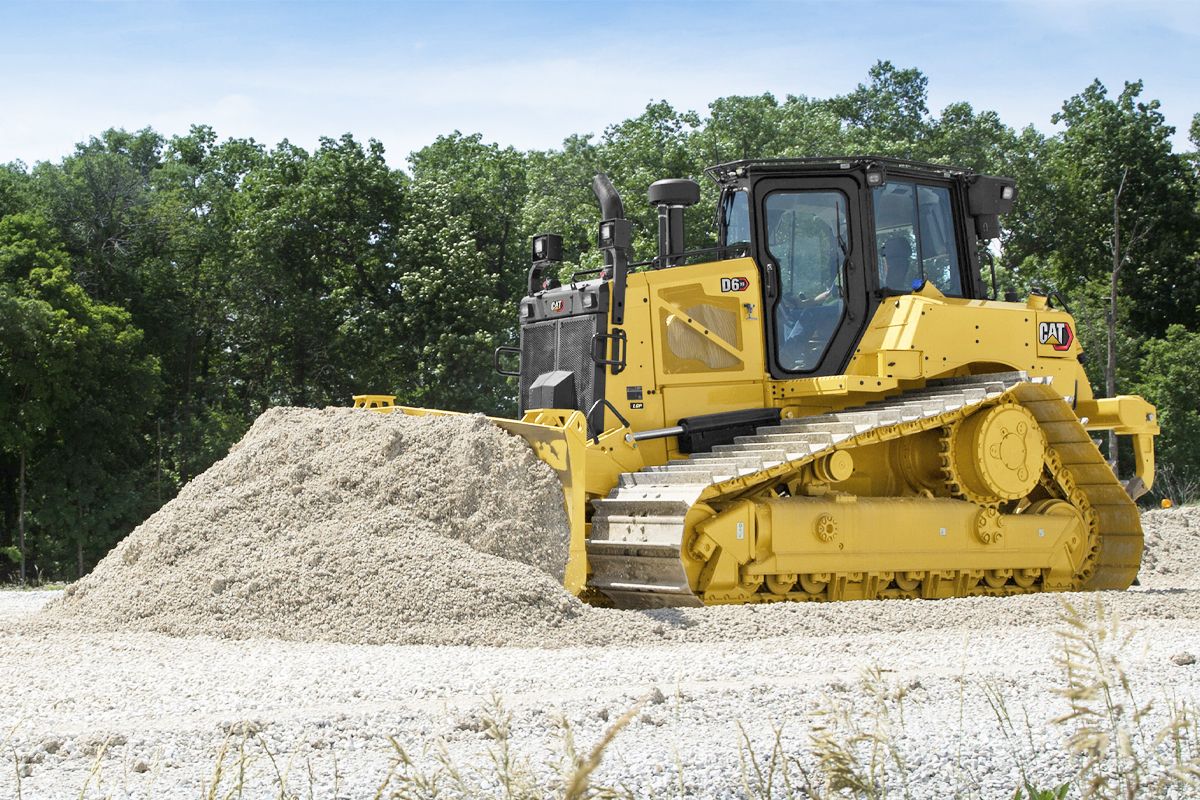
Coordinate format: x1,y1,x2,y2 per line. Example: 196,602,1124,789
2,573,1198,798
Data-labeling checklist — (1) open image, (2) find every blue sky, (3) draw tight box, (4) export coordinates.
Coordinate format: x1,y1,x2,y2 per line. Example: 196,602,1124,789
1,0,1196,167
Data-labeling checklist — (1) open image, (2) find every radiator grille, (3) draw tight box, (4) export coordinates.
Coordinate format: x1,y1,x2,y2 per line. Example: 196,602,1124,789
519,314,603,415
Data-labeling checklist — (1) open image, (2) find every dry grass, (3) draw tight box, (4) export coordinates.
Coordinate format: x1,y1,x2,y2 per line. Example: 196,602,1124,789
731,598,1199,800
1151,466,1200,507
373,695,640,800
1052,598,1200,798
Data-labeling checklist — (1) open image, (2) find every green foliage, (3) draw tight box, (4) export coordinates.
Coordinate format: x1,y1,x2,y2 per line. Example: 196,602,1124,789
0,211,160,576
827,61,931,153
0,162,35,218
225,134,405,409
1131,325,1200,495
387,176,512,413
1007,81,1199,337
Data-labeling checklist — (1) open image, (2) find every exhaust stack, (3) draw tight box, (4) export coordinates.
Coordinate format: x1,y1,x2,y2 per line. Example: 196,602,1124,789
592,174,631,325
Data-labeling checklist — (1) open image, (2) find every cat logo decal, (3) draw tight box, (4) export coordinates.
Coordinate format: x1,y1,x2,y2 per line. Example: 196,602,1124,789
1038,321,1073,351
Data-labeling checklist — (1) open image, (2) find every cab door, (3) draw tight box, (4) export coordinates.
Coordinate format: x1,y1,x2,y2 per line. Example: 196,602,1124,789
750,175,869,379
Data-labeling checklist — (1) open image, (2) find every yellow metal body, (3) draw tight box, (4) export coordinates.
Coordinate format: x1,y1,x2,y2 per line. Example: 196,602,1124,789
357,254,1158,606
599,259,1157,467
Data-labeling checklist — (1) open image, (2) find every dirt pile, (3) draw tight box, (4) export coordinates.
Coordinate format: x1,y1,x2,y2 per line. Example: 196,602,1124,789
1138,507,1200,589
47,408,592,646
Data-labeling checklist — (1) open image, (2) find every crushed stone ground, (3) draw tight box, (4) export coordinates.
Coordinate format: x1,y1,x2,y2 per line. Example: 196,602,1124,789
1138,507,1200,589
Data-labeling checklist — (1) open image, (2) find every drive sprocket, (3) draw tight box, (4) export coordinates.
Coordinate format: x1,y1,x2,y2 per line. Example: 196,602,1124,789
941,403,1046,505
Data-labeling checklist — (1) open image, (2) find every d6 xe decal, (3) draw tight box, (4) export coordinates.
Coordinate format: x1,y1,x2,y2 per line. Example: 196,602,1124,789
720,277,749,292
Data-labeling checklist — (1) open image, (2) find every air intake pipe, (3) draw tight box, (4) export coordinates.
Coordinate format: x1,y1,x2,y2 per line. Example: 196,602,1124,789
592,174,631,325
648,178,700,268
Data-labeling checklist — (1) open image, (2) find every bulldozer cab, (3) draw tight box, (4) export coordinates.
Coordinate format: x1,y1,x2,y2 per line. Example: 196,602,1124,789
713,158,1013,380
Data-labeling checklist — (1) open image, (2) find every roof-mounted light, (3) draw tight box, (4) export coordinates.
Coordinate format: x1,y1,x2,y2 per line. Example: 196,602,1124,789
597,218,632,251
531,233,563,263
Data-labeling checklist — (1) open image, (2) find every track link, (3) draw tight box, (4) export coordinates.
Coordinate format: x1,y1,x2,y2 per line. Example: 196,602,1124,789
586,373,1141,608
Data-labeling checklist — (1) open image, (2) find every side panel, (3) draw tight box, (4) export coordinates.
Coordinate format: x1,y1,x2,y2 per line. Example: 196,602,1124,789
601,258,768,465
764,291,1100,416
596,277,670,465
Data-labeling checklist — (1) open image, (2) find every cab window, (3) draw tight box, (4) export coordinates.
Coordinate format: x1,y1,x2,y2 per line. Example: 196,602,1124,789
764,190,849,372
872,182,963,296
723,189,750,245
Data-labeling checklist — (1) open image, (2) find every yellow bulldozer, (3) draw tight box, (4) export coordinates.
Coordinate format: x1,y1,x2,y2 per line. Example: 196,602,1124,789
356,156,1159,608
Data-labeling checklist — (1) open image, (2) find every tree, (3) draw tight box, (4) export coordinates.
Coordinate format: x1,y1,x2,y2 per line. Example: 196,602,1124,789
826,61,931,154
0,162,34,219
409,133,529,304
1132,326,1200,500
1049,82,1198,335
691,94,788,164
225,135,406,411
925,102,1020,174
385,176,511,413
31,128,165,305
147,126,266,484
0,212,159,578
1025,81,1200,464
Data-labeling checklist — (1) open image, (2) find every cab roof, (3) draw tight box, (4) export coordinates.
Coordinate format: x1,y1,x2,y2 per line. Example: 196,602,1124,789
704,156,980,188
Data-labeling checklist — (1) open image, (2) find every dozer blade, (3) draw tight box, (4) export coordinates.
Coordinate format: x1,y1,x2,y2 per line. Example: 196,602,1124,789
373,404,642,598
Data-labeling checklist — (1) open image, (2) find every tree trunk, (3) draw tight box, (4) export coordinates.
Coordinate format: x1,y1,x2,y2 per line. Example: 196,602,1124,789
1106,169,1127,473
1106,261,1119,470
0,458,14,557
156,418,163,505
17,449,26,586
76,500,84,579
